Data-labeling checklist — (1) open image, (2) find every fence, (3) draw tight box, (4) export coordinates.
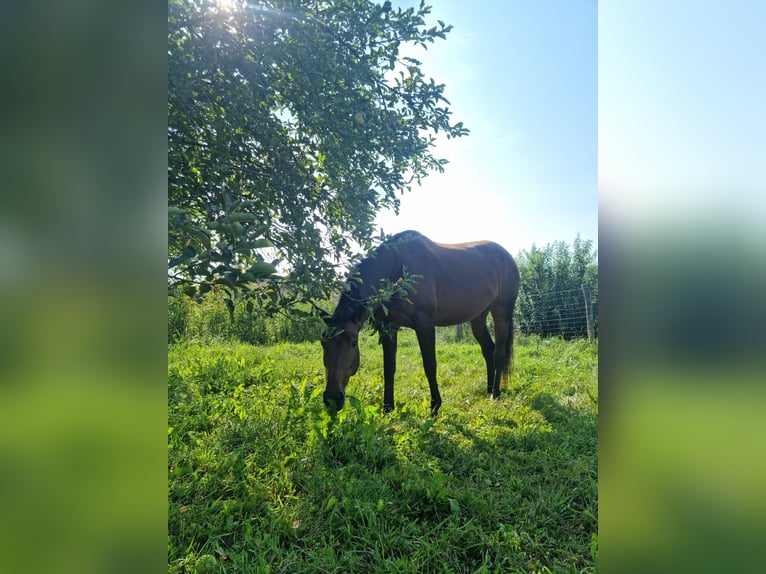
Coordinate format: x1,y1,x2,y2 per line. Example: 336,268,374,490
517,284,596,339
171,284,598,344
453,284,597,341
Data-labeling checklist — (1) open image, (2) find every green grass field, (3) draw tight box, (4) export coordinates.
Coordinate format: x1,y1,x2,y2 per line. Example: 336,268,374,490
168,331,598,573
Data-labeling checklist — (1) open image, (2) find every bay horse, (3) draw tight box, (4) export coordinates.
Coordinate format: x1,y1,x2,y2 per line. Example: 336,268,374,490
320,230,520,415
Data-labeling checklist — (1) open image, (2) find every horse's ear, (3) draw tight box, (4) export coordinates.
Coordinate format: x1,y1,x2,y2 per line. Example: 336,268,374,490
351,303,368,325
310,301,332,323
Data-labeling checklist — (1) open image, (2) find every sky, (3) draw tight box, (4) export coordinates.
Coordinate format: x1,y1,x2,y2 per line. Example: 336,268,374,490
375,0,598,256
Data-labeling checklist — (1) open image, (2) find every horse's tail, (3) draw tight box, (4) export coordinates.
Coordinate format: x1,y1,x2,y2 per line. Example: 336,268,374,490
501,262,519,392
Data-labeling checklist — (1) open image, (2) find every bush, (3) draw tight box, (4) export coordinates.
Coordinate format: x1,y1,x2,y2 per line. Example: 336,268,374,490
168,293,191,343
168,292,325,345
515,236,598,339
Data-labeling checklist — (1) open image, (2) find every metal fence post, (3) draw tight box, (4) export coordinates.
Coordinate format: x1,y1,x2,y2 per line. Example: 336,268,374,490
581,283,595,340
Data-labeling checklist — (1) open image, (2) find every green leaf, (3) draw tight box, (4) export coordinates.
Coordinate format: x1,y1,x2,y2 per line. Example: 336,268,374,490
188,226,211,249
169,252,192,268
325,496,338,512
347,395,362,413
226,212,258,222
250,238,274,249
246,262,276,278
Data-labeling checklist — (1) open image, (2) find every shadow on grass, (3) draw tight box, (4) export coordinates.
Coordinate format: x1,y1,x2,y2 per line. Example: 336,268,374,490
409,392,598,570
313,390,597,571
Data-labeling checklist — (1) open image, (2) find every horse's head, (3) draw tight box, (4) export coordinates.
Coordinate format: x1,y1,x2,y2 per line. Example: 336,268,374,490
320,319,360,411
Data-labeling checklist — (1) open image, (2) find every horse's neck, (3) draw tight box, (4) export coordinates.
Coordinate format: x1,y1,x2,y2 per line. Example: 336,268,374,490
335,249,396,324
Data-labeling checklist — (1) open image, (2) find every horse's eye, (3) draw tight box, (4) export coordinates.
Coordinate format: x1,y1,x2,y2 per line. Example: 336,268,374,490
351,341,357,348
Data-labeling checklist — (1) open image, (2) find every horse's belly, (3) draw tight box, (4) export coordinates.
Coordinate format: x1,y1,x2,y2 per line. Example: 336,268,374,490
433,304,487,326
430,278,499,325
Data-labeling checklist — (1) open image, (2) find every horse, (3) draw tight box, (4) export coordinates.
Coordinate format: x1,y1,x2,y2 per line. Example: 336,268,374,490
319,230,520,415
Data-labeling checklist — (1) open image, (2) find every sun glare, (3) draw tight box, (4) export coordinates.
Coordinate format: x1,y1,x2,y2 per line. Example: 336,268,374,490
213,0,239,12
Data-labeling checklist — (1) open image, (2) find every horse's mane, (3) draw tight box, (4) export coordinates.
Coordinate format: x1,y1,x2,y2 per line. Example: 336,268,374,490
329,232,419,326
329,256,378,326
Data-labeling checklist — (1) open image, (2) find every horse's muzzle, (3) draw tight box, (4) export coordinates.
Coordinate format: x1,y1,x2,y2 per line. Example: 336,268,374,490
323,390,345,411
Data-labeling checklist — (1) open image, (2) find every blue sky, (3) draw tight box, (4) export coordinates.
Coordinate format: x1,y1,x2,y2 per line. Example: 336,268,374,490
376,0,598,256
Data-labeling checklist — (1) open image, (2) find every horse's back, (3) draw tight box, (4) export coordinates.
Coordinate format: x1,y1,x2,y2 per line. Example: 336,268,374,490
387,232,519,325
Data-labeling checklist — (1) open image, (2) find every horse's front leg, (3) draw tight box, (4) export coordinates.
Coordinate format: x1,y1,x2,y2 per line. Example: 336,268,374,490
381,328,398,413
414,322,441,416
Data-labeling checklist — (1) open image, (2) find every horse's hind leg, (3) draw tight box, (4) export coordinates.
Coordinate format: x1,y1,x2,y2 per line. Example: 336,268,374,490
489,308,512,399
414,322,442,416
470,312,495,396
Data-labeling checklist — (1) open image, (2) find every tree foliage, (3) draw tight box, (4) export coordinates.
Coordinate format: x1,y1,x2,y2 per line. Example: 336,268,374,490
515,236,598,339
168,0,467,310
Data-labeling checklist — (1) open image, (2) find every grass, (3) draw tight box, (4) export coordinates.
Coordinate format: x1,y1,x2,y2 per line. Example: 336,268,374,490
168,331,598,573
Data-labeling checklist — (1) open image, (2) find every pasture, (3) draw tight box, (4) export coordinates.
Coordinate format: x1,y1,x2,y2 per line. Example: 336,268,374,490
168,331,598,573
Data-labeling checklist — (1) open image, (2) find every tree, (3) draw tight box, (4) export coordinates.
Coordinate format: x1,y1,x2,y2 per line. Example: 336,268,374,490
168,0,468,311
515,236,598,338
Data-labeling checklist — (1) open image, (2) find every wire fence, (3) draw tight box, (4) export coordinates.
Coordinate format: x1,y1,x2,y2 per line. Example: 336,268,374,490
516,286,597,339
171,284,598,344
450,284,598,341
